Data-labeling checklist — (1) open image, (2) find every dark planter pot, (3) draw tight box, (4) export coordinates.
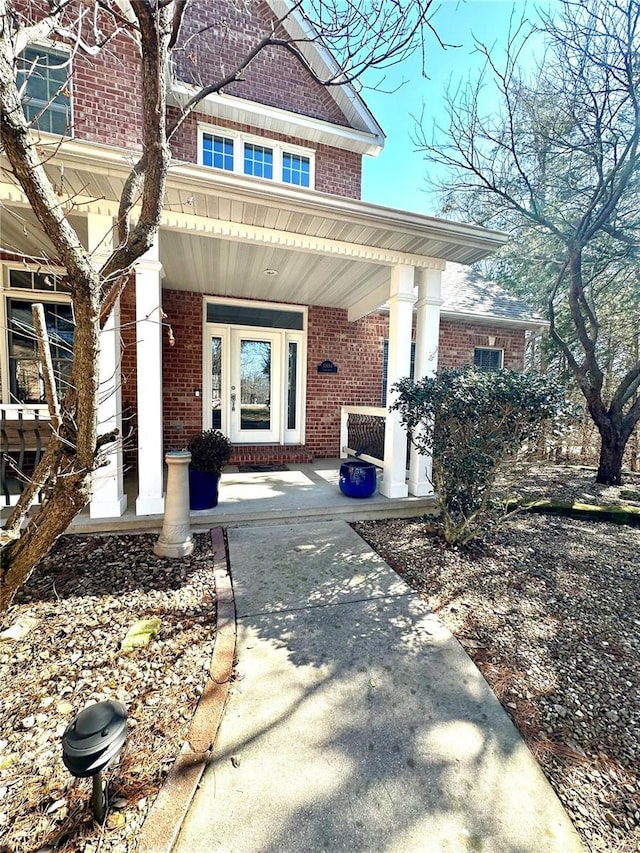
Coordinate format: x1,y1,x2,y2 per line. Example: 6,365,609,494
189,469,220,510
339,459,377,499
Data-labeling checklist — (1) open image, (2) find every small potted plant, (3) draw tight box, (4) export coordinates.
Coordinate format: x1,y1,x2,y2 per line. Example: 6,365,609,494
187,429,232,510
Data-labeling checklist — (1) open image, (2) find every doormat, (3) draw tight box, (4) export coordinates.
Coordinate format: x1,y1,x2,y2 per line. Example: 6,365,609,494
237,464,290,473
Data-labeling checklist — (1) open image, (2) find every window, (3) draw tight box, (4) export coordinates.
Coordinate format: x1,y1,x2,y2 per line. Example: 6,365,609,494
8,269,68,292
206,302,304,330
202,134,234,171
3,269,73,404
16,46,72,136
474,347,503,371
283,153,310,188
244,143,273,179
199,125,314,188
8,299,74,404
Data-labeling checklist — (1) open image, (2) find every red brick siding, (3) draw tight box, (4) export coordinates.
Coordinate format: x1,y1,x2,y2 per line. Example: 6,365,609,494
306,306,389,457
304,310,526,458
439,319,525,370
161,289,204,450
73,24,143,149
174,1,351,127
122,287,528,463
169,111,362,199
19,2,362,193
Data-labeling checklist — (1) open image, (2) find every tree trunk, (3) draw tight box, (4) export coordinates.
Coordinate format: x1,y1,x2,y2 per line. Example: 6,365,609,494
0,468,92,611
596,434,627,485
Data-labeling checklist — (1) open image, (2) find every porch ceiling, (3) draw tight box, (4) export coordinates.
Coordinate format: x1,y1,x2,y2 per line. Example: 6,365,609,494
158,228,389,307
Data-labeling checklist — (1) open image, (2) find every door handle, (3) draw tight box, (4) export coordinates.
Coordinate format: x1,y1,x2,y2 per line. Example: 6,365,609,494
231,393,236,412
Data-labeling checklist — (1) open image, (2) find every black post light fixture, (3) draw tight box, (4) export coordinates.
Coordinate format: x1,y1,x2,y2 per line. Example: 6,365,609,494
61,700,128,822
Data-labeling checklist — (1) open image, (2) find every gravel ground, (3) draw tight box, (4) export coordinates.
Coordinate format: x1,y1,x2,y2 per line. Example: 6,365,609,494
354,463,640,853
0,533,217,853
1,463,639,853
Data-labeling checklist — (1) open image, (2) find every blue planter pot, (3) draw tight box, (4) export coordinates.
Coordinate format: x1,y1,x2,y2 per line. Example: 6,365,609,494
339,459,377,499
189,469,220,510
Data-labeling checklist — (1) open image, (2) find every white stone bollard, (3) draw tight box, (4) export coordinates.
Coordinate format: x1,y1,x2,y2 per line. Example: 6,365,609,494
154,451,194,558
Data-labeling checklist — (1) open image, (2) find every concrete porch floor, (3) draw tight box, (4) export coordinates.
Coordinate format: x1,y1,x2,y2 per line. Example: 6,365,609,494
65,458,437,534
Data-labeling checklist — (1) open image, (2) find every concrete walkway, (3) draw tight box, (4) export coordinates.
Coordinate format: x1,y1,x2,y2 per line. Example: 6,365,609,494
175,521,583,853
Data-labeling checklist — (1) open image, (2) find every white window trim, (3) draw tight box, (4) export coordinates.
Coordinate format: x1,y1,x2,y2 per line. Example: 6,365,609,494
17,41,74,139
1,264,72,406
197,122,316,189
473,346,504,369
202,296,307,445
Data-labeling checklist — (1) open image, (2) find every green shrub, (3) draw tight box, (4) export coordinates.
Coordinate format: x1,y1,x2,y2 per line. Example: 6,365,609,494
392,367,568,544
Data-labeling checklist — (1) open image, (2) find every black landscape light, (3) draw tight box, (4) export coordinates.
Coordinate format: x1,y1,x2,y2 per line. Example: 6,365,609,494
61,700,128,821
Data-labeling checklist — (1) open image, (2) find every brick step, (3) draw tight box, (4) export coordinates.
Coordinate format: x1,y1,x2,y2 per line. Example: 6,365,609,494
230,445,313,466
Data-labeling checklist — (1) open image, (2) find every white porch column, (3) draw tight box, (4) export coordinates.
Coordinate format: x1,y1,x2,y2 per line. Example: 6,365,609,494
87,213,127,519
135,240,165,515
408,266,443,496
381,264,415,499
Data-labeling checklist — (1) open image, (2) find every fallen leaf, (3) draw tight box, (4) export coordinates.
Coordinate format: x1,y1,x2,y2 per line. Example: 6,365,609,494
120,618,162,653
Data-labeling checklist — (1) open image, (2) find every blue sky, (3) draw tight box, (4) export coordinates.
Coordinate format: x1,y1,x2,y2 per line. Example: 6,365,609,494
360,0,550,216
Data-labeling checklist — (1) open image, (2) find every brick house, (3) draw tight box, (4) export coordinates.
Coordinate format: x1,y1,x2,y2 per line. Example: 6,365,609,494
0,1,545,518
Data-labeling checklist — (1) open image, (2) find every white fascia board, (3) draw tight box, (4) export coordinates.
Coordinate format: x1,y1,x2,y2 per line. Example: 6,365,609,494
376,303,548,329
169,83,383,156
440,309,549,330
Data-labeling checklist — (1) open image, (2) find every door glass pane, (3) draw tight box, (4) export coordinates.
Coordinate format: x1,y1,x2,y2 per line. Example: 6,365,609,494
240,339,271,431
287,342,297,430
211,337,222,429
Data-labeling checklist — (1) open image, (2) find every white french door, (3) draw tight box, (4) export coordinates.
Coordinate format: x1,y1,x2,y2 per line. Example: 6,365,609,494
230,329,281,442
205,321,304,445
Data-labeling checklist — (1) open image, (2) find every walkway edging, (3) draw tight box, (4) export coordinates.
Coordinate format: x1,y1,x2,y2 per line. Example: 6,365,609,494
137,527,236,853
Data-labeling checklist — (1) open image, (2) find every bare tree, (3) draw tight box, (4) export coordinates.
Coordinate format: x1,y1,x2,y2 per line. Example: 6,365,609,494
419,0,640,485
0,0,439,610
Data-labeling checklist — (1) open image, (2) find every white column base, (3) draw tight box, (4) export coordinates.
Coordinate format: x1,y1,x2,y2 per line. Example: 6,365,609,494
380,479,409,499
408,480,434,497
137,495,166,516
90,494,128,519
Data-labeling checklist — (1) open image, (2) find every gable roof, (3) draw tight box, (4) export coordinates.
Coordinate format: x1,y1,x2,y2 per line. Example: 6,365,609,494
441,263,547,329
169,1,385,156
263,0,384,140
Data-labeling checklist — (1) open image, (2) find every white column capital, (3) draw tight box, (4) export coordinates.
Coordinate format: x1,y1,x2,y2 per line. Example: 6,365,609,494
389,263,416,301
415,267,443,309
134,257,164,276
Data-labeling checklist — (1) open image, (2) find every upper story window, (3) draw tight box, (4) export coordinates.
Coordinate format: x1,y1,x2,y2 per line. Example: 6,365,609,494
244,143,273,179
16,46,72,136
199,125,314,189
2,269,73,404
283,153,311,187
474,347,503,371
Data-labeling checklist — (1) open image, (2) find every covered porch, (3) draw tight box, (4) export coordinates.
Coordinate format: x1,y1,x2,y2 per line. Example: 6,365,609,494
0,137,508,521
